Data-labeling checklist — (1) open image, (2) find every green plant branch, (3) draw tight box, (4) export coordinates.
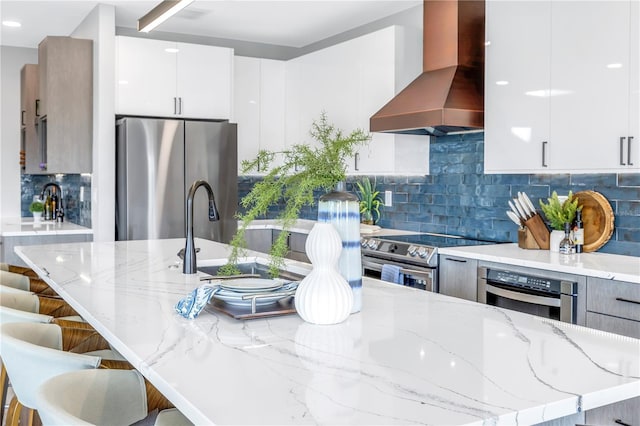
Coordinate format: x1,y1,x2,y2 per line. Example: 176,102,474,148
539,191,581,231
222,112,371,277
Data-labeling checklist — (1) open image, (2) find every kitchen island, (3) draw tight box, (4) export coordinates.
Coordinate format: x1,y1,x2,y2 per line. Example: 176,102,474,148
16,238,640,425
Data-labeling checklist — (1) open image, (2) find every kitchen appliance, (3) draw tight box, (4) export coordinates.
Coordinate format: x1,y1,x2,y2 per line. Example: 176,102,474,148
361,233,497,291
477,267,579,324
115,117,237,243
369,0,485,136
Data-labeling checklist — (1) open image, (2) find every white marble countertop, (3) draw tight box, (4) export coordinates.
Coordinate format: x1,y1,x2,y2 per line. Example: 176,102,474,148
0,217,93,237
439,243,640,284
16,239,640,425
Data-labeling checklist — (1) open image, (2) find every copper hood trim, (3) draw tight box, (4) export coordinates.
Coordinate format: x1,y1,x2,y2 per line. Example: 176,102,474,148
370,0,485,135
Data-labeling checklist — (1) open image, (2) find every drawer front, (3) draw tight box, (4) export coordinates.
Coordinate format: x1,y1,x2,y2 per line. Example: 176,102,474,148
587,277,640,322
586,312,640,339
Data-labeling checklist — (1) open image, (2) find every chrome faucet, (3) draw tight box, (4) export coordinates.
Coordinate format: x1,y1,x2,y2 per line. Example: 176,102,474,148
183,180,219,274
40,182,64,222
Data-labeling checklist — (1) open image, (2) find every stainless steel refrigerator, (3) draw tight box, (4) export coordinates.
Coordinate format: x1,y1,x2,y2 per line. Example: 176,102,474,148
116,117,237,243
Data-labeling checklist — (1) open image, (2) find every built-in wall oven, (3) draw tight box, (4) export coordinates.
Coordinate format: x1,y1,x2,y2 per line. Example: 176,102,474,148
477,267,579,324
361,234,498,292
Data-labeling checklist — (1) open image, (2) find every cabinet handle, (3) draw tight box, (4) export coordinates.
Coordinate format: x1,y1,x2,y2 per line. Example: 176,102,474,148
354,152,360,171
179,97,183,115
628,136,634,166
620,136,627,165
445,257,467,263
21,110,26,126
542,141,548,167
615,297,640,306
614,419,631,426
173,97,177,115
35,99,40,117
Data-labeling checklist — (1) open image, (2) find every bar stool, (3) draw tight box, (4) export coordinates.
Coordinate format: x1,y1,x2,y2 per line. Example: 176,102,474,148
0,320,127,426
0,269,57,296
0,271,30,292
36,369,192,426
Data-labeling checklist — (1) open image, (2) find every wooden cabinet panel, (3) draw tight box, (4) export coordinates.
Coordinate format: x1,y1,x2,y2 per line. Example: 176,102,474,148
587,277,640,322
438,255,478,301
37,36,93,174
21,64,39,173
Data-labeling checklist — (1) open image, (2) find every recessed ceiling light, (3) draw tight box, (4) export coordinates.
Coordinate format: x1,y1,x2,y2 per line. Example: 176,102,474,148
2,21,21,28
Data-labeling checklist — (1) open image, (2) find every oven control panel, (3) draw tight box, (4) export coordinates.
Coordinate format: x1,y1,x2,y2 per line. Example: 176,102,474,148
360,238,435,265
486,269,561,295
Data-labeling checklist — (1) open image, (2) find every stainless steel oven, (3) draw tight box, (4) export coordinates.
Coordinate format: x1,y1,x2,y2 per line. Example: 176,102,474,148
361,234,499,292
477,267,578,323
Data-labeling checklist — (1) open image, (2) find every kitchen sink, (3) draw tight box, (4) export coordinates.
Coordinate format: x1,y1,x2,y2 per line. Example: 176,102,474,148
198,261,305,282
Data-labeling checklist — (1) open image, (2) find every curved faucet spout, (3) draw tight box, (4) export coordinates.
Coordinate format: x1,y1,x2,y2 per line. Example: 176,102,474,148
183,180,220,274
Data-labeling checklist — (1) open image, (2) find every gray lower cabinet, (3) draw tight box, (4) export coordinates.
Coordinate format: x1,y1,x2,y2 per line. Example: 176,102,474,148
245,229,309,263
1,234,93,267
244,229,273,255
585,277,640,426
438,255,478,301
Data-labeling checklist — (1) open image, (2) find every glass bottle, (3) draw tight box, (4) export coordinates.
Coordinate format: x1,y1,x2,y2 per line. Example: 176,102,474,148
573,210,584,253
44,190,52,221
559,222,575,255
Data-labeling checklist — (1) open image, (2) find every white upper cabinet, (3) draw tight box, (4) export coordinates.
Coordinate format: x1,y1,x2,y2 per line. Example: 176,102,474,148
484,1,551,173
234,56,286,172
485,0,639,173
549,1,633,171
285,26,428,175
116,36,232,119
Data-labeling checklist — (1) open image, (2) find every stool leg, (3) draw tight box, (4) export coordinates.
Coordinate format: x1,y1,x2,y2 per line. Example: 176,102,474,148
27,406,34,426
6,396,21,426
0,362,7,422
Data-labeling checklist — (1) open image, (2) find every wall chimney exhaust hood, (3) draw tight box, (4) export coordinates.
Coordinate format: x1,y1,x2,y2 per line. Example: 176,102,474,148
370,0,485,136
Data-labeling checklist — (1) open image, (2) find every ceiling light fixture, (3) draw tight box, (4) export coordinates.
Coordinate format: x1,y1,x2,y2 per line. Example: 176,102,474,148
137,0,194,33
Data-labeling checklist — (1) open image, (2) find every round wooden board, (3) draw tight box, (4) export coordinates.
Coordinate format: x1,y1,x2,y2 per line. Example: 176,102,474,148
574,190,614,252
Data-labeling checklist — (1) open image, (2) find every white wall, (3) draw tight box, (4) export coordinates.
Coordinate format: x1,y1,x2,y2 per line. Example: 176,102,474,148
71,4,116,242
0,46,38,218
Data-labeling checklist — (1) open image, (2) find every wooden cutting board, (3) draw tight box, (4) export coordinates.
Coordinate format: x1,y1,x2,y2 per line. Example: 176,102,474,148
574,190,614,252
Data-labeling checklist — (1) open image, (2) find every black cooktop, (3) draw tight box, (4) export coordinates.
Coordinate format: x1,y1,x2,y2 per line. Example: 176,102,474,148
375,233,503,248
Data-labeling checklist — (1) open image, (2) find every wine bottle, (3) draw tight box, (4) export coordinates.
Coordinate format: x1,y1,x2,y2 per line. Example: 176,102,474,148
44,190,52,221
559,222,575,255
51,188,58,220
573,210,584,253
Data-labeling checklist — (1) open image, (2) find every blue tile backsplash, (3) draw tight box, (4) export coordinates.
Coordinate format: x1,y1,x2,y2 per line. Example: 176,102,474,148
21,174,92,228
239,131,640,257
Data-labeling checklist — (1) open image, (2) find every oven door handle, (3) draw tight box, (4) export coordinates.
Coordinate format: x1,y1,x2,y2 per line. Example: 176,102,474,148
485,283,561,308
362,260,432,276
398,268,432,278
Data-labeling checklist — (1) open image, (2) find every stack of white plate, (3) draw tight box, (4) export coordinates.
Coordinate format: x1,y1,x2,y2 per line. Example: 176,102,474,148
211,278,296,307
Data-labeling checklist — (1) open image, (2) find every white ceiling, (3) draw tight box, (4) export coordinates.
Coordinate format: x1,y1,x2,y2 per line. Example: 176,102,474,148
0,0,421,49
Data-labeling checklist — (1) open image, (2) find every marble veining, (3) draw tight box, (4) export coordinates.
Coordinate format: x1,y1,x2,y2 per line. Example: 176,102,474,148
15,238,640,425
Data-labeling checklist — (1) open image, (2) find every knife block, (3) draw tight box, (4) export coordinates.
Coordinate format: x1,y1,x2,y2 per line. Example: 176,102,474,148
518,227,541,249
522,214,550,249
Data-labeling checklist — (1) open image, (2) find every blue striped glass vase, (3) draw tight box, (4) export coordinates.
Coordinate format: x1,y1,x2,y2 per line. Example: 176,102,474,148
317,182,362,313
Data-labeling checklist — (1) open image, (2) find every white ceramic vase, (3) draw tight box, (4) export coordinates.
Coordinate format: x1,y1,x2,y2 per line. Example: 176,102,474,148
32,212,42,223
294,223,353,325
549,230,564,253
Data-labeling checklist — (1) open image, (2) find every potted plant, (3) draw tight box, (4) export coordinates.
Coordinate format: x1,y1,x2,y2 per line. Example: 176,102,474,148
29,200,44,222
355,177,383,225
219,112,371,277
539,191,581,252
